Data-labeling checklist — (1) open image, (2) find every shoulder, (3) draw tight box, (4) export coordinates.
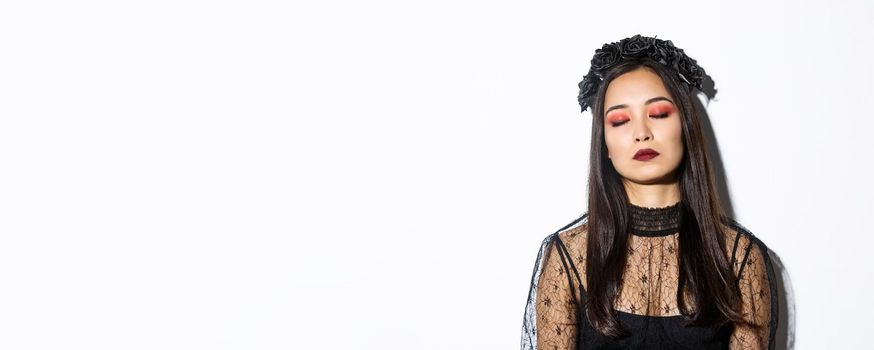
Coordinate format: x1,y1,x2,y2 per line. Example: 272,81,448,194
553,212,588,248
533,213,589,266
719,217,770,254
557,214,588,245
542,213,590,271
718,217,773,279
536,212,588,246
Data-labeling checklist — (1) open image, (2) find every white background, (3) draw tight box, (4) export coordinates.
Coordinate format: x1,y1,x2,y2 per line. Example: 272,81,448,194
1,1,871,349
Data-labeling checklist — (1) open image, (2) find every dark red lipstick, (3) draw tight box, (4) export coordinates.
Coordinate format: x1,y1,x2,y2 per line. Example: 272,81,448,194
633,148,659,161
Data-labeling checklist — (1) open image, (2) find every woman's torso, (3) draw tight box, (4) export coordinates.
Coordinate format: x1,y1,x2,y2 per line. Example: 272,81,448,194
547,205,754,349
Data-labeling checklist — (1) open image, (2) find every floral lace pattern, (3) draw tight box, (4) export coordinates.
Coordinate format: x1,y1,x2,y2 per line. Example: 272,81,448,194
521,207,776,350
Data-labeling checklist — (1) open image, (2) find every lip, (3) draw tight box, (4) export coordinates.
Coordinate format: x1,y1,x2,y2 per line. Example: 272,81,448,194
633,148,660,161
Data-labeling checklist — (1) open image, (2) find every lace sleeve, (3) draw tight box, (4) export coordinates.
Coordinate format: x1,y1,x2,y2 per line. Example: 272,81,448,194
729,235,778,350
521,232,581,350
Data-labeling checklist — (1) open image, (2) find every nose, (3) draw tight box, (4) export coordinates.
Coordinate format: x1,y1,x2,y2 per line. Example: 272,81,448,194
634,119,653,142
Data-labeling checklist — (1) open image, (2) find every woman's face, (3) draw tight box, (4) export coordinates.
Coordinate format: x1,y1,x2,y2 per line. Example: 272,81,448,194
603,67,684,185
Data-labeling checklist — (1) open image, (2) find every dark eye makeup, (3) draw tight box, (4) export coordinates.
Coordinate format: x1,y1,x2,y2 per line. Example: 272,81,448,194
608,112,670,127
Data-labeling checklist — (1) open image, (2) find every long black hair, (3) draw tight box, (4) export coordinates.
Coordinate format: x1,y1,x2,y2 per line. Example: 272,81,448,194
584,58,745,337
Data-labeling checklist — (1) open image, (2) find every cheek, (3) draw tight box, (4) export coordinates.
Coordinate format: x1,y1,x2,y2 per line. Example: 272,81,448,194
671,120,683,143
603,124,629,145
667,120,684,155
603,131,624,155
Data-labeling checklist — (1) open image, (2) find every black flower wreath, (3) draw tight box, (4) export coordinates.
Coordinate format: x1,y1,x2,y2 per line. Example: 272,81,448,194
577,34,706,113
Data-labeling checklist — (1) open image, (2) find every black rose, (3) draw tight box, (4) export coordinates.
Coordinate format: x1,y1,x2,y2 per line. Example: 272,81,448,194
659,38,676,49
651,40,677,65
590,43,621,71
677,56,704,88
620,34,653,58
577,71,600,112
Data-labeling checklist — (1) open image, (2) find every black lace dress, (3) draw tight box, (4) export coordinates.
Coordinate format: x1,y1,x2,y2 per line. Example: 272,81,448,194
520,202,778,349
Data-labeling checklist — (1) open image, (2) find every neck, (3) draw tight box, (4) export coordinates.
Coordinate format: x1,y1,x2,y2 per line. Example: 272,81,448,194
622,178,681,208
628,200,683,237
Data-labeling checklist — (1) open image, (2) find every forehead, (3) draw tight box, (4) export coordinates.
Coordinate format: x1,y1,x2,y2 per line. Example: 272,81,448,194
604,68,671,108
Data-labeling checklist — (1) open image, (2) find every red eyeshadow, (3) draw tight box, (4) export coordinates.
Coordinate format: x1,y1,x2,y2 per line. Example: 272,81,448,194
607,113,629,124
648,104,674,115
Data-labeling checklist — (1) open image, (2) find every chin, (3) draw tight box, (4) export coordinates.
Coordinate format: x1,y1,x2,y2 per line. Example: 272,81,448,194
622,170,676,185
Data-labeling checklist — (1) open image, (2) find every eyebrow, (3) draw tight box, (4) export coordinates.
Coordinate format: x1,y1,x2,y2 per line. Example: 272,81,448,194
605,96,674,115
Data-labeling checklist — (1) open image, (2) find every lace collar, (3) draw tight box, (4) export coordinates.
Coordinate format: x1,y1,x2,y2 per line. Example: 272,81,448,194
629,200,682,237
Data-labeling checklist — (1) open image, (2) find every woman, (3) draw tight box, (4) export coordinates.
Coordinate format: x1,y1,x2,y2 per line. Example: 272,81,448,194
520,35,778,349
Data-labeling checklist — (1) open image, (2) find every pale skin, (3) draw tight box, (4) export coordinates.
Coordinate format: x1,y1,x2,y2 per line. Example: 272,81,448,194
603,67,684,209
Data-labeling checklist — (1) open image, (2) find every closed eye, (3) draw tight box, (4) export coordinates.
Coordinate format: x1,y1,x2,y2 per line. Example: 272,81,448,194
610,113,669,127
